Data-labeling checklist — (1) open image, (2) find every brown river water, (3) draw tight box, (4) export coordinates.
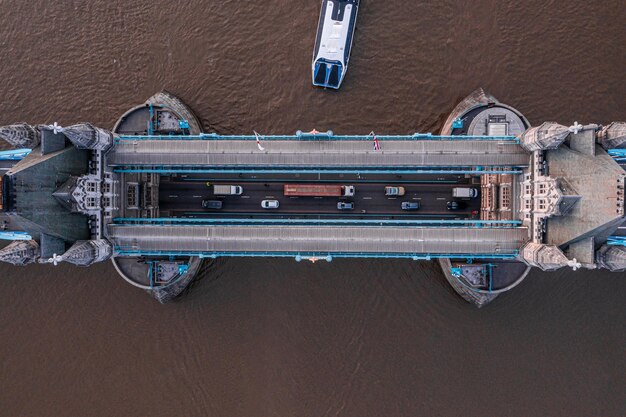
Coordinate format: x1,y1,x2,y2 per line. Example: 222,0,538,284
0,1,625,416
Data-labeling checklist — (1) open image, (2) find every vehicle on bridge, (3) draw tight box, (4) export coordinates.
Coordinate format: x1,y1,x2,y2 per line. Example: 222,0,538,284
213,184,243,195
284,184,355,197
202,200,223,210
385,186,405,196
452,187,478,198
447,201,465,210
337,201,354,210
401,201,420,210
261,200,280,209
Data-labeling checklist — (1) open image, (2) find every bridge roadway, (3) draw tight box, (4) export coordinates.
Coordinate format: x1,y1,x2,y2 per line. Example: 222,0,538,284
0,160,14,170
107,139,529,169
158,178,481,219
108,224,528,257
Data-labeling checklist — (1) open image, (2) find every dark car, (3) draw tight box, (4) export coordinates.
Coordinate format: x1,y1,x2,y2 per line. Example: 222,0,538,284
401,201,420,210
446,201,465,210
202,200,223,209
337,201,354,210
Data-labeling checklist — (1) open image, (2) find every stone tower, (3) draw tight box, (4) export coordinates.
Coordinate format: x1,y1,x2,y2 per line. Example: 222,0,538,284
0,123,41,149
520,242,580,271
63,123,115,151
519,122,569,152
598,122,626,149
0,240,40,265
49,239,113,266
596,245,626,271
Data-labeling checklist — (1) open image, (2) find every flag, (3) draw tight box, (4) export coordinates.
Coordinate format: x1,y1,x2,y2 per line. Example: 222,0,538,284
370,131,380,151
253,130,265,151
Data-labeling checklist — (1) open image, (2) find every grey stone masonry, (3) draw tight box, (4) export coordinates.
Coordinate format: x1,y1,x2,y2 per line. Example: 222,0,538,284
598,122,626,149
147,91,203,135
0,123,41,149
596,245,626,271
49,239,112,266
519,122,569,152
63,123,115,151
520,242,580,271
0,240,40,265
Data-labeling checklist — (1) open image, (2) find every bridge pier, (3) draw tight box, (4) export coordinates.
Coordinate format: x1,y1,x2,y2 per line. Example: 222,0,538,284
110,91,206,303
438,89,532,306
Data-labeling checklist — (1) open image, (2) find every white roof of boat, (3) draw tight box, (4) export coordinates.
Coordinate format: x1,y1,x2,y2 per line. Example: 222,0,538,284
313,1,356,66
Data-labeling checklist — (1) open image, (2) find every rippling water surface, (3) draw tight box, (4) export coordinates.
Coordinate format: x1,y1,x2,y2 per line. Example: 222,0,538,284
0,1,624,416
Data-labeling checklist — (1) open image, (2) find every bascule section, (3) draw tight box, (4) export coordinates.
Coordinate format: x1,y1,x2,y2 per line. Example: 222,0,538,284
106,133,529,254
99,91,534,304
1,90,624,306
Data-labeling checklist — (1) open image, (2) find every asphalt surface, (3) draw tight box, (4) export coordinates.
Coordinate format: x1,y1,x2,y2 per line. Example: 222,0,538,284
0,160,17,170
159,175,481,219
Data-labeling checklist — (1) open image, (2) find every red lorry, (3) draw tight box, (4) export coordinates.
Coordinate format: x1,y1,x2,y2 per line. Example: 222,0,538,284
283,184,355,197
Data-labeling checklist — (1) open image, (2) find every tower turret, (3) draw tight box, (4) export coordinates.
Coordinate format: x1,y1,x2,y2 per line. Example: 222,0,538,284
598,122,626,149
519,122,569,152
0,240,40,265
62,123,115,151
0,123,41,149
520,242,581,271
48,239,112,266
596,245,626,271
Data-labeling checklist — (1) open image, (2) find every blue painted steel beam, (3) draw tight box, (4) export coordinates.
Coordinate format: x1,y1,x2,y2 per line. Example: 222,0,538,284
116,133,520,142
113,217,522,227
607,236,626,246
608,149,626,161
0,231,33,241
113,249,520,261
0,148,31,161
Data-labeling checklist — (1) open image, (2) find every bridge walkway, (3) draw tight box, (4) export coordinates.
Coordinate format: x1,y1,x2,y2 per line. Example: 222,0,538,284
107,139,530,169
108,224,529,257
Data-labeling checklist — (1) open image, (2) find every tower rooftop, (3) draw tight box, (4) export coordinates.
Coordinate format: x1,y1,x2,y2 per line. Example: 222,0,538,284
545,144,625,247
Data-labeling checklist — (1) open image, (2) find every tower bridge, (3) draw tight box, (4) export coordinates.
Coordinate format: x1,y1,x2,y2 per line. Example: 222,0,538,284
1,89,625,306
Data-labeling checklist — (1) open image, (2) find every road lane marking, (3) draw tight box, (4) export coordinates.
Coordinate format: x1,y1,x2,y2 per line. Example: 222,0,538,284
241,196,250,199
168,195,178,198
362,197,372,200
192,195,203,198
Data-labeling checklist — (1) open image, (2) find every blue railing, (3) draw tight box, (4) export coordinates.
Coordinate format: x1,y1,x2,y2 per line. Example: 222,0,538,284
0,148,31,161
608,149,626,162
116,132,520,143
113,217,522,227
0,231,33,241
607,236,626,246
113,249,520,261
113,166,524,175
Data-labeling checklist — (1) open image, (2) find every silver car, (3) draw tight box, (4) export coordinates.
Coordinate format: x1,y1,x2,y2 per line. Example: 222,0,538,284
261,199,280,209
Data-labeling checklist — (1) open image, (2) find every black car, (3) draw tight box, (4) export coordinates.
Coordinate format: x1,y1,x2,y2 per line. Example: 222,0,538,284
446,201,465,210
202,200,223,209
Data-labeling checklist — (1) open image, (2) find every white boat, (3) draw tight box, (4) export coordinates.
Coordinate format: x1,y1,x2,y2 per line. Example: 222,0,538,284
312,0,360,89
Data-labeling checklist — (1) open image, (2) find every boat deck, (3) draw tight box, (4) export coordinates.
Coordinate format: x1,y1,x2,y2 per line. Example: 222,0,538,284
312,0,360,89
